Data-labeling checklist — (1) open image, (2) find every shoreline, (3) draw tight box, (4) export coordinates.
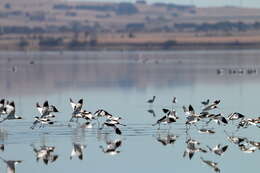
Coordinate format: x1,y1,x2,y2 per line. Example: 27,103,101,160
2,42,260,51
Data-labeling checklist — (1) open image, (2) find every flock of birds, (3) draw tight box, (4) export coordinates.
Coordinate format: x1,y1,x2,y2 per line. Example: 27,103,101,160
0,131,123,173
146,96,260,173
0,96,260,173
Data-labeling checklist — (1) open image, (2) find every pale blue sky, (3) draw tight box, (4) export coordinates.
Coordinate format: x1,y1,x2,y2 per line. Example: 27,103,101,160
68,0,260,8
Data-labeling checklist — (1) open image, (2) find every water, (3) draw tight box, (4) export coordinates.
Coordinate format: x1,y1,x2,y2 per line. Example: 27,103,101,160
0,50,259,173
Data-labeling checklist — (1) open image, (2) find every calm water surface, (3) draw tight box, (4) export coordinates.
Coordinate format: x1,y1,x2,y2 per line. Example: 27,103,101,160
0,50,260,173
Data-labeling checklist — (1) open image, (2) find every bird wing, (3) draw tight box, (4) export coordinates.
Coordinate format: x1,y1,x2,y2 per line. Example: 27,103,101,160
69,98,76,110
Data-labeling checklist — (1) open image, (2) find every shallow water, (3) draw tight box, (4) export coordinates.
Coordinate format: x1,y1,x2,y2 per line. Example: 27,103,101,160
0,50,260,173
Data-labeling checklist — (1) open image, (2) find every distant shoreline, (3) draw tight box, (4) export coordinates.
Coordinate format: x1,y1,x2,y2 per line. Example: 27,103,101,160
2,42,260,51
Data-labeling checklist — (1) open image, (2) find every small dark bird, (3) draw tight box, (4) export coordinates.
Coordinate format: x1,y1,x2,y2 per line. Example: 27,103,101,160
201,99,210,106
147,96,156,104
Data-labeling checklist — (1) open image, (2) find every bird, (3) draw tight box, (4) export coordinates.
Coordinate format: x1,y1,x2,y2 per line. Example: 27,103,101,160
0,99,6,115
207,144,228,156
100,121,123,135
201,99,210,106
198,128,215,134
152,109,178,129
70,98,83,115
200,157,220,173
36,101,59,118
0,156,22,173
0,101,22,123
147,96,156,104
227,112,245,121
30,116,54,129
172,97,177,104
206,113,228,125
70,143,86,160
94,109,111,119
238,144,257,153
202,100,220,112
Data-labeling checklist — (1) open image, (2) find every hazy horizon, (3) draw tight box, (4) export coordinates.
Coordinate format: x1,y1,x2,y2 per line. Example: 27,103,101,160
66,0,260,8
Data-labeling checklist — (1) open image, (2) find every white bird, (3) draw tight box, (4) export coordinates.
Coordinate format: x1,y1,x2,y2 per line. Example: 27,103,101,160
69,98,85,121
0,156,22,173
70,98,83,115
0,101,22,123
227,112,245,121
36,101,59,118
153,109,178,129
207,144,228,156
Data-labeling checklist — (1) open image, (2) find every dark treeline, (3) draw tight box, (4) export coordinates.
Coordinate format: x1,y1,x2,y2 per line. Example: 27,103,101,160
175,21,260,32
53,2,139,15
1,21,260,35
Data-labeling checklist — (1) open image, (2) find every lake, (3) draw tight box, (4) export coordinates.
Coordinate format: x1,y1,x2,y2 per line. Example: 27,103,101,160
0,50,259,173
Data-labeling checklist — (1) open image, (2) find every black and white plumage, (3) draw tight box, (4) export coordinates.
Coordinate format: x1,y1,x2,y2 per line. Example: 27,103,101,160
36,101,59,118
153,109,178,128
207,144,228,156
0,99,5,115
100,121,123,135
198,128,216,134
31,145,58,165
94,109,111,119
227,112,245,121
100,139,122,155
200,157,220,173
156,133,178,146
0,156,22,173
70,143,86,160
0,101,22,123
202,100,220,112
238,144,257,153
70,98,83,115
206,113,228,125
183,139,207,160
30,116,54,129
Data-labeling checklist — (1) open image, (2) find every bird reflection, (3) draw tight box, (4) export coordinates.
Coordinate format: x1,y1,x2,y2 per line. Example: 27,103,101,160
183,139,207,160
155,131,178,146
147,109,156,117
200,157,220,173
0,156,22,173
31,144,58,165
0,144,4,152
99,133,122,155
70,143,86,160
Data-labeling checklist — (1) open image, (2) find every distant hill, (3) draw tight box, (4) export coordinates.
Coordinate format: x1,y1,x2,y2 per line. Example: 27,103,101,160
1,0,260,50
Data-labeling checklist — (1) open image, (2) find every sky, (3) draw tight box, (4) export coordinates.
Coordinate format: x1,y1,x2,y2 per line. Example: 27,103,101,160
68,0,260,8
